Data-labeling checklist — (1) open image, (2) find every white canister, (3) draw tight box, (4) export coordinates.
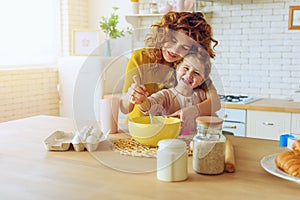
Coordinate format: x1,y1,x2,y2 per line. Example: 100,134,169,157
157,139,188,182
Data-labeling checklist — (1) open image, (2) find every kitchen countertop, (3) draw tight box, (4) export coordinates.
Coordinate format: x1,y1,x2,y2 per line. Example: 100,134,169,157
1,115,299,199
222,98,300,113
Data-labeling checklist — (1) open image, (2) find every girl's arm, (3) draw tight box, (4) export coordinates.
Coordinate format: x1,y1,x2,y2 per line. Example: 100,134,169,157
168,83,221,118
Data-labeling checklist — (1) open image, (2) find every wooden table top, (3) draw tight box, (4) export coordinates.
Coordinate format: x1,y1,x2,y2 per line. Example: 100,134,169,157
0,115,299,200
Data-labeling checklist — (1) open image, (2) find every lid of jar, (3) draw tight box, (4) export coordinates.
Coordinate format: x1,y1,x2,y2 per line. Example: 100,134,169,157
158,139,186,149
196,116,223,127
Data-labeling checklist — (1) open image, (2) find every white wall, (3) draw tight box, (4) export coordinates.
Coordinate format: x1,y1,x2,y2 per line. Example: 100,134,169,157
59,0,300,119
85,0,300,99
204,0,300,99
88,0,131,43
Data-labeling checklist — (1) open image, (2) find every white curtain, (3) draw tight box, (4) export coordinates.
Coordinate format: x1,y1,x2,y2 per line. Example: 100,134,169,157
0,0,60,66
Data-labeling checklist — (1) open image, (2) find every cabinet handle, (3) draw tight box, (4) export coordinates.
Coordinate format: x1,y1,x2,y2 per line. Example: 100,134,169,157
262,122,274,126
223,125,237,129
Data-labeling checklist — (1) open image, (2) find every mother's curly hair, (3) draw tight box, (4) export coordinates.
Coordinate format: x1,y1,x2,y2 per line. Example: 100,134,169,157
144,11,218,64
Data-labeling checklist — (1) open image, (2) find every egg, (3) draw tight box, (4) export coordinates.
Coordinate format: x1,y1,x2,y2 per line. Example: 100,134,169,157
72,134,82,144
79,126,93,141
90,128,103,139
86,135,98,144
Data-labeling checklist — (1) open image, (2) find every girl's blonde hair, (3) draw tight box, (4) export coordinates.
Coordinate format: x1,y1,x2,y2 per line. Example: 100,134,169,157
144,11,218,65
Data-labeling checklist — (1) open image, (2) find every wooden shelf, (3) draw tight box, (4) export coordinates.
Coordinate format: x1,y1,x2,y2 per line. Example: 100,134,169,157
125,13,163,17
125,14,163,28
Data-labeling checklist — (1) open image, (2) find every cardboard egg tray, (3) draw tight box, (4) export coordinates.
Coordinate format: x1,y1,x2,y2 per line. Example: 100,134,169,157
43,126,106,152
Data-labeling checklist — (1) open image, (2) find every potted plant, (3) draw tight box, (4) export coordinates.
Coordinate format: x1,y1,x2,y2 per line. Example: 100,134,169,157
99,7,132,56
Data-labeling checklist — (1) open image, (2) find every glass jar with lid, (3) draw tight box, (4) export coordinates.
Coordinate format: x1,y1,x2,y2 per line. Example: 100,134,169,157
149,0,159,14
192,116,225,175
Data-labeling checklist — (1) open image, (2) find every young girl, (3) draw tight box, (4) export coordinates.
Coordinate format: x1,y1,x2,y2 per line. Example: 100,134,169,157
133,50,212,135
120,11,220,121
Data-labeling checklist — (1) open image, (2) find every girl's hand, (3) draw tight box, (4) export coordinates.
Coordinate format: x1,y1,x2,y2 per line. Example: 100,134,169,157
127,83,149,104
169,106,200,135
168,110,181,119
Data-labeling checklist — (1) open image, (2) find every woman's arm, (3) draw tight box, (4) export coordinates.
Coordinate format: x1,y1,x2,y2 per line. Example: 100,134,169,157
196,83,221,116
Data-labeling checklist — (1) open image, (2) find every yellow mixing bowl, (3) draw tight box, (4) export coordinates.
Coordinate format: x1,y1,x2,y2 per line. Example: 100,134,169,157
128,116,181,147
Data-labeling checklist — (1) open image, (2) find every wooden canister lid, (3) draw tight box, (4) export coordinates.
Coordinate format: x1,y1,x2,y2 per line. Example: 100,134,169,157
196,116,223,127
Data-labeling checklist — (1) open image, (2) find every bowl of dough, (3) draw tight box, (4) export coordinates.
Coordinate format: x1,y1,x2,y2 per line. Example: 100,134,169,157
128,116,181,147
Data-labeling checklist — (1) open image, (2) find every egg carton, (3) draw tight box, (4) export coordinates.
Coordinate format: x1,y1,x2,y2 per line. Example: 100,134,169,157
43,126,107,152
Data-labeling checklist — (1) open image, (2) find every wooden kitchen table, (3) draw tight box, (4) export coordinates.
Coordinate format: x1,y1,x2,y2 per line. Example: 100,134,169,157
0,115,299,200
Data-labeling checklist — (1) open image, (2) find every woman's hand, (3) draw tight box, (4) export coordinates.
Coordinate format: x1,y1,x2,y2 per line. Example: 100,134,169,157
127,83,149,104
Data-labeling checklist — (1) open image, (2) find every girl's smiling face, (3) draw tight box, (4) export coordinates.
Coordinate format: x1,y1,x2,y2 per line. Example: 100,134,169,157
176,55,207,90
162,30,196,63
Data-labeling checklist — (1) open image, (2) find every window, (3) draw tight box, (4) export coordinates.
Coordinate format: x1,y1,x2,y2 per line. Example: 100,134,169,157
0,0,60,66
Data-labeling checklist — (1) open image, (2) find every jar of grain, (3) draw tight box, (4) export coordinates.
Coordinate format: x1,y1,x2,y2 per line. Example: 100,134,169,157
157,139,188,182
192,116,225,175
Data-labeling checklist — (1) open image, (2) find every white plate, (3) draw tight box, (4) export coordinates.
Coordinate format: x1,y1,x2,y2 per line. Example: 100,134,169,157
260,153,300,184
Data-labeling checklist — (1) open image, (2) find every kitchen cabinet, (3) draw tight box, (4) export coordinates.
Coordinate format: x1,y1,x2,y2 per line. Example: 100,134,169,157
216,108,246,137
223,98,300,140
246,110,291,140
291,113,300,133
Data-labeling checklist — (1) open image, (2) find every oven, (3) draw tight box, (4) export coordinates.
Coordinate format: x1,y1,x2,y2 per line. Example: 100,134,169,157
216,95,260,137
217,108,246,137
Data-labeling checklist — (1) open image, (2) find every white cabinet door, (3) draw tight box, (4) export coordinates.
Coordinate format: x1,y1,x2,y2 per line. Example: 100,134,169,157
291,113,300,134
247,110,291,140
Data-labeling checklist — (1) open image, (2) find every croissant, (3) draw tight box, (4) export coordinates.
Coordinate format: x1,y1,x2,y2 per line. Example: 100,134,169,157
292,139,300,152
275,140,300,178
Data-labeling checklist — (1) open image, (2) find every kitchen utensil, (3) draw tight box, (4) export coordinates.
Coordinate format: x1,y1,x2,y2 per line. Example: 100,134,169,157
132,75,154,124
128,116,181,147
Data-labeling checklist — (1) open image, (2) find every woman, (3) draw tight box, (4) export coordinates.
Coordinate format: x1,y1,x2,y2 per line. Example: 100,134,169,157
119,11,220,120
132,50,213,135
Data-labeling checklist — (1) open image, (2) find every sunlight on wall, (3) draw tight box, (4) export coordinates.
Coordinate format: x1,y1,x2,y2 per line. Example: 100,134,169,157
0,0,60,66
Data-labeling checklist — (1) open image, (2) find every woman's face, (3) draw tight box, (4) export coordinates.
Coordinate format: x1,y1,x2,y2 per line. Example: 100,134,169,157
162,31,196,63
176,58,205,89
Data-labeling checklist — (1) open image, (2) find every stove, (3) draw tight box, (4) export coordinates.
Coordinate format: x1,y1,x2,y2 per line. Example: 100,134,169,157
219,95,260,104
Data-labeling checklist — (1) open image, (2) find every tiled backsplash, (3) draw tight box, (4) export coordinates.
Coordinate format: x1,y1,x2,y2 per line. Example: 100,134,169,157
0,68,59,122
125,0,300,99
205,0,300,99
